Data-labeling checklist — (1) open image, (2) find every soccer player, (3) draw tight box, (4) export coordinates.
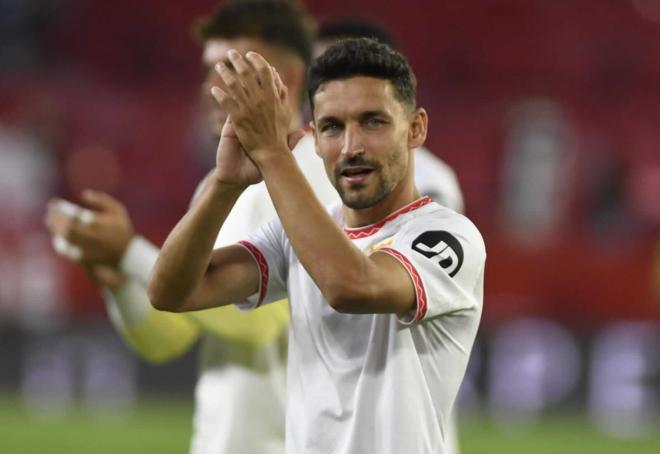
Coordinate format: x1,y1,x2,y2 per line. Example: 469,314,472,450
314,19,465,454
150,38,485,454
45,2,336,453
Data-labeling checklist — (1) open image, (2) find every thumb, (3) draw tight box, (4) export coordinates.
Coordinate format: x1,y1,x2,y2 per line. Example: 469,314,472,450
221,114,238,139
287,129,306,151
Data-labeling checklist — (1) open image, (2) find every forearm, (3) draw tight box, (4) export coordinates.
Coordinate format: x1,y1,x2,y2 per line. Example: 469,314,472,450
148,178,244,311
105,279,200,363
258,153,383,311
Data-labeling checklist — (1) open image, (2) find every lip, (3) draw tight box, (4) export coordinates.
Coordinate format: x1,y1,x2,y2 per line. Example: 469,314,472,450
340,166,374,185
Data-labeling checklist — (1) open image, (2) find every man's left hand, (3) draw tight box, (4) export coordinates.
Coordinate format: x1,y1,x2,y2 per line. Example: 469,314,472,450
211,50,298,161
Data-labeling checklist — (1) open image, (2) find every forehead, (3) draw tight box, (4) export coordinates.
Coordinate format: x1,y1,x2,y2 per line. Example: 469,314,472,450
313,76,405,119
202,37,276,66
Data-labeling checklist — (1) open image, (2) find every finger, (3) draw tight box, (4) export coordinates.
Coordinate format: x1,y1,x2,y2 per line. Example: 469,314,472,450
211,85,240,114
49,207,96,246
227,49,260,94
271,66,287,101
53,198,81,218
287,129,306,151
54,198,94,224
45,199,63,230
245,52,277,98
52,235,83,262
215,61,249,105
81,190,120,216
49,199,97,235
45,201,76,236
220,114,238,139
52,234,70,256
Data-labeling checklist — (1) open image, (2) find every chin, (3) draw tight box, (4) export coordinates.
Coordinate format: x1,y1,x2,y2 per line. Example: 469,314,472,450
340,188,388,210
342,198,375,210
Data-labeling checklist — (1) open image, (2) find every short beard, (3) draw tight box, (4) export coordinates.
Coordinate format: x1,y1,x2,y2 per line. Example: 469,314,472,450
339,177,390,209
333,155,390,209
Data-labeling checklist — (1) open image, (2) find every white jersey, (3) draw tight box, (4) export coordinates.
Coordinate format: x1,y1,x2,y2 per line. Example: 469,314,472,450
238,197,485,454
190,133,337,454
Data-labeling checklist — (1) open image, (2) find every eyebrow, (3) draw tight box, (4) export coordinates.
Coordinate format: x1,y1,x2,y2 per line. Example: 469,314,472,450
317,110,390,124
316,115,341,126
358,110,390,121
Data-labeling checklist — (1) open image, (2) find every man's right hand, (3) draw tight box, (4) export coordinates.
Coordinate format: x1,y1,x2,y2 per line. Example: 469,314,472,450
210,111,263,189
45,191,135,268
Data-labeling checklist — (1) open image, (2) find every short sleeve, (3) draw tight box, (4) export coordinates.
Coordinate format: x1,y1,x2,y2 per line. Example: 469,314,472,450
375,213,486,324
235,218,288,310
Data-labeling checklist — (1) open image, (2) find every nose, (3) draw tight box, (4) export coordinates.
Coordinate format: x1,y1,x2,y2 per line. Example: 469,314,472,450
341,125,364,158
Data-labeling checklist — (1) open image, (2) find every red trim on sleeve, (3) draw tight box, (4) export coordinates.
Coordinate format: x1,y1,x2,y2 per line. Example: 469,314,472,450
344,197,432,239
377,247,428,321
237,240,269,307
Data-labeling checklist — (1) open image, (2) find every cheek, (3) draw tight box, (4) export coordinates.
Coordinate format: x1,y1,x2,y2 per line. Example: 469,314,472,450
316,136,342,161
315,138,342,179
382,132,409,174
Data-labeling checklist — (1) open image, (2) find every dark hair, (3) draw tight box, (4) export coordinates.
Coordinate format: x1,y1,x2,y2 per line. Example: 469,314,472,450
308,37,417,113
318,18,398,50
194,0,315,66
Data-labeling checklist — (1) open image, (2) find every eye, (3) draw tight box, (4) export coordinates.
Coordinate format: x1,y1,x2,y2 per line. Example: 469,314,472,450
366,117,385,128
320,122,342,134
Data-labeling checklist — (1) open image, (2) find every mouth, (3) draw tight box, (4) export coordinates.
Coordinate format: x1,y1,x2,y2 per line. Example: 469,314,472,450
340,166,374,185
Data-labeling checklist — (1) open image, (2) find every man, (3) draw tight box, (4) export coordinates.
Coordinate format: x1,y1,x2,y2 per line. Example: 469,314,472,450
315,19,465,454
45,2,336,453
314,18,464,213
150,38,485,454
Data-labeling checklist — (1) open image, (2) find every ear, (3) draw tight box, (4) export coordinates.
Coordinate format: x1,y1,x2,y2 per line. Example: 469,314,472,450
408,107,428,149
309,120,321,157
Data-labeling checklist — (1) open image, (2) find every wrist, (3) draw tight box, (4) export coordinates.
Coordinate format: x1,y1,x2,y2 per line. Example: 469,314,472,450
120,236,159,281
208,172,250,195
250,144,292,168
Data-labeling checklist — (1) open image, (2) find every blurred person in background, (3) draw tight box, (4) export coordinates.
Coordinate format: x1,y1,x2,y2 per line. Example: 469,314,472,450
45,1,336,453
314,18,464,214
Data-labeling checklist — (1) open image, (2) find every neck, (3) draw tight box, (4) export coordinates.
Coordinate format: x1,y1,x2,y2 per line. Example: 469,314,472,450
342,174,420,228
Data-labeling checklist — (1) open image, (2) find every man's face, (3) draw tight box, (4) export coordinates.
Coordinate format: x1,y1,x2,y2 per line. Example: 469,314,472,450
201,37,281,136
312,76,415,209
